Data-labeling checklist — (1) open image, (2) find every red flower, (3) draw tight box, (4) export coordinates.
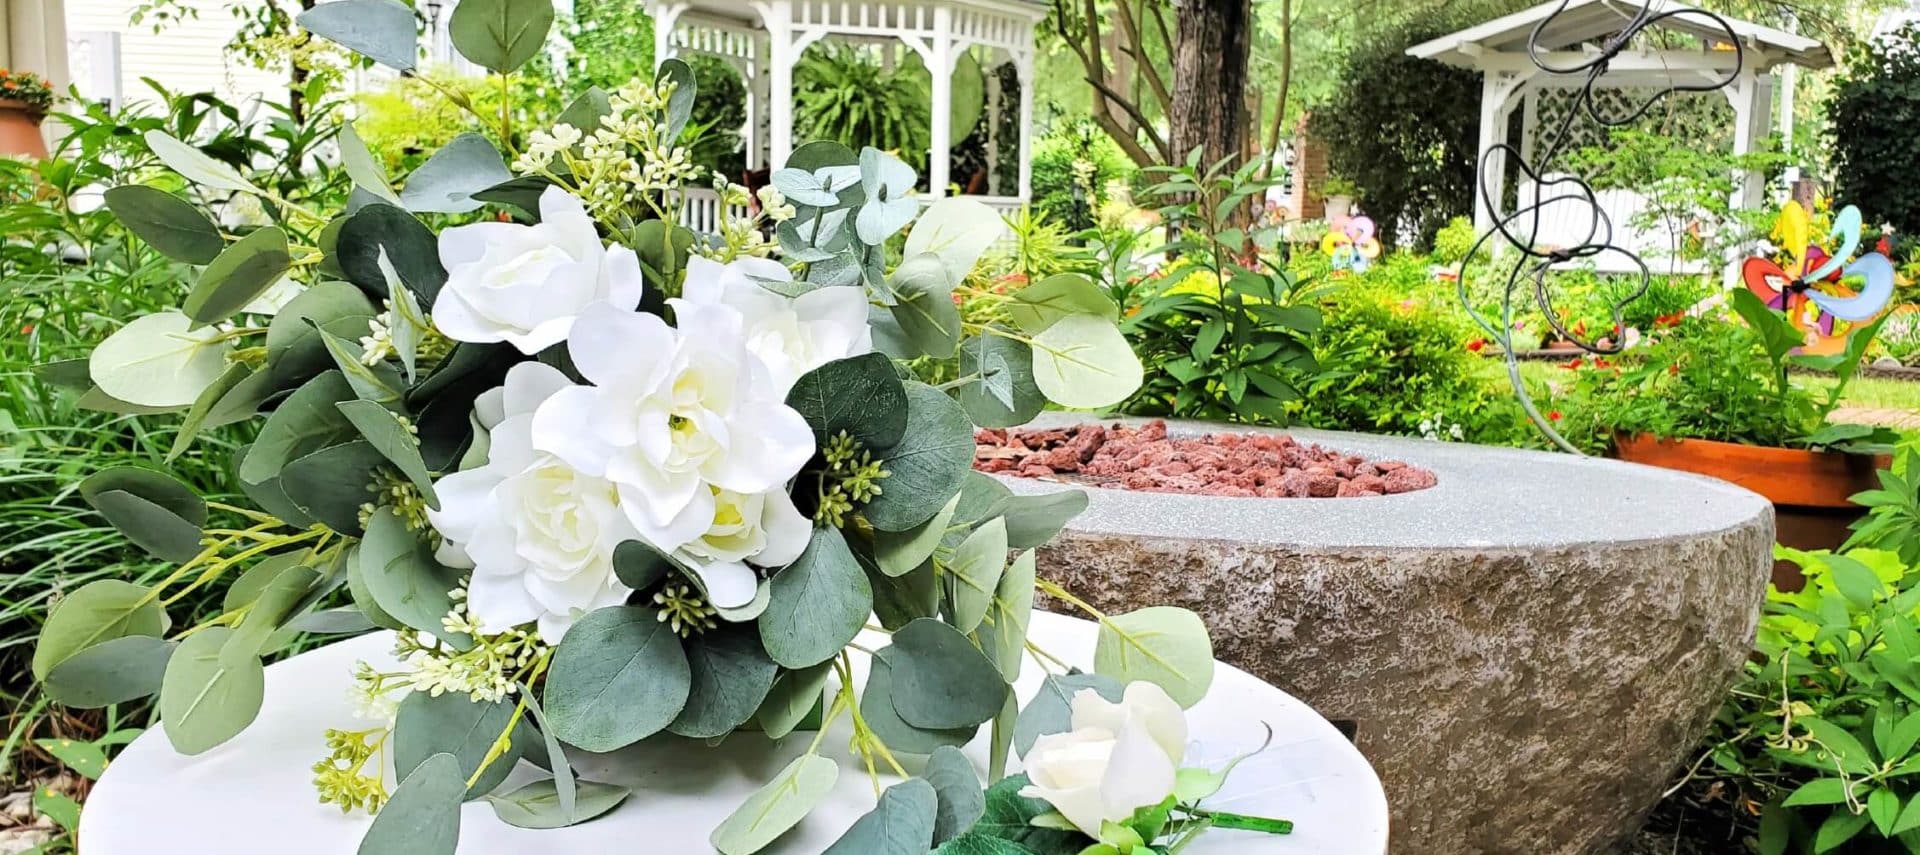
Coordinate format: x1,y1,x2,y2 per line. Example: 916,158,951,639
1572,320,1588,337
1667,363,1680,375
1879,237,1894,256
1466,338,1486,353
1548,410,1563,422
1562,357,1584,370
20,324,33,335
1655,312,1684,329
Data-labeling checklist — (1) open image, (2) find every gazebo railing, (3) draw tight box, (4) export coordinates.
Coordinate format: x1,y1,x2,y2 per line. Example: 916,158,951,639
675,187,1025,235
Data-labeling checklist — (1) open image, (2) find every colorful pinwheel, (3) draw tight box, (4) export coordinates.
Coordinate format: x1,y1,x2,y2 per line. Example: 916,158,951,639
1321,214,1383,274
1741,201,1895,355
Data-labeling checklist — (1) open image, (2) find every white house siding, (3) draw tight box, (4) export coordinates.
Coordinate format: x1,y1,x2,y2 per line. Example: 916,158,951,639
65,0,290,111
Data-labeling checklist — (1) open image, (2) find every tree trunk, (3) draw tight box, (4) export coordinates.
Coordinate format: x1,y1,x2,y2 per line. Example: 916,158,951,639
1170,0,1254,167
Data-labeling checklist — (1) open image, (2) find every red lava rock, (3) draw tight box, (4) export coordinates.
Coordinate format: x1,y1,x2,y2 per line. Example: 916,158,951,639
974,419,1437,499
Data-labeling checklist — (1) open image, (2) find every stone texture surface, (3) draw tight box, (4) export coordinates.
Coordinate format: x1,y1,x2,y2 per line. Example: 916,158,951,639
1008,417,1774,855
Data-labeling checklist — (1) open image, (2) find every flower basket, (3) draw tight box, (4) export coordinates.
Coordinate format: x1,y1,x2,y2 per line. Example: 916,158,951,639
0,97,48,159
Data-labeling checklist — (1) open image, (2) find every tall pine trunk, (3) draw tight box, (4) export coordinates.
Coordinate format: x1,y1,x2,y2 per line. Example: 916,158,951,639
1170,0,1253,167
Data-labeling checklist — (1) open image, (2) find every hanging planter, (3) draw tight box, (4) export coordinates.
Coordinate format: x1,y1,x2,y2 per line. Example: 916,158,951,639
0,69,55,159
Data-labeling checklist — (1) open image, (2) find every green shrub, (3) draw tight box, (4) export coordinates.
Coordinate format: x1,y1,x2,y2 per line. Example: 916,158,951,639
1829,24,1920,237
1432,216,1477,265
795,45,930,171
1031,121,1137,231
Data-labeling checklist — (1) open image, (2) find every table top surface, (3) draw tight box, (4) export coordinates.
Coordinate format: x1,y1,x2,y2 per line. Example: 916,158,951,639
80,611,1389,854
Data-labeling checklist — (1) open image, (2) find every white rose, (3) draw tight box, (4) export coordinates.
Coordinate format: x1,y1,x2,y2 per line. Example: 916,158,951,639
677,255,872,394
1020,683,1188,839
432,186,644,354
530,301,815,607
670,486,812,605
427,362,637,643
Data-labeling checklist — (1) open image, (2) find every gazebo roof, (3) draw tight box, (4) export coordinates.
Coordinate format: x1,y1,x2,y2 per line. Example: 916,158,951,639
673,0,1048,29
1407,0,1832,72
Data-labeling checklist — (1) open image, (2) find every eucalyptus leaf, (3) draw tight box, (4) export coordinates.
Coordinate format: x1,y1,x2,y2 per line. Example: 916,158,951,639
946,517,1008,634
956,334,1044,428
760,526,872,668
485,779,630,829
668,624,780,739
999,491,1089,549
221,563,319,662
863,383,974,532
545,606,691,752
158,627,264,755
861,659,975,755
278,440,389,534
1030,314,1144,409
876,494,959,577
903,197,1006,276
184,226,292,327
754,661,833,739
879,618,1008,730
241,370,356,485
33,580,167,681
979,550,1036,682
297,0,419,71
337,204,446,303
449,0,555,73
339,121,401,206
888,254,961,359
870,557,941,631
168,363,258,461
710,754,840,855
925,746,986,846
786,353,909,450
822,778,937,855
89,311,230,409
143,131,257,193
358,507,466,640
103,185,222,263
266,281,376,387
1093,606,1215,708
337,400,440,507
43,635,175,709
79,466,206,525
394,691,526,800
402,133,512,214
358,753,463,855
1006,273,1119,333
88,491,205,563
657,58,698,140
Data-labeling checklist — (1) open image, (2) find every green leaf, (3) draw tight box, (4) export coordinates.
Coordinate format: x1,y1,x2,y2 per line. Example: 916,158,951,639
761,526,873,668
158,627,264,755
864,383,975,531
555,87,613,137
42,635,175,708
185,226,292,327
449,0,555,73
822,778,938,855
89,311,231,409
902,198,1006,276
80,466,206,525
879,618,1009,730
1031,314,1144,409
669,624,780,739
980,549,1036,682
394,691,525,800
1874,788,1902,837
876,495,959,577
338,400,440,508
1829,554,1885,608
889,254,962,359
1728,288,1803,364
1815,809,1870,853
1893,792,1920,835
278,441,390,534
358,507,466,639
221,562,319,662
970,774,1084,851
861,659,976,755
545,606,690,752
755,661,833,739
168,363,259,461
34,738,108,780
925,746,985,845
656,58,698,141
1015,672,1125,756
402,133,512,214
339,122,401,206
143,131,257,193
314,325,403,405
1094,607,1214,708
933,834,1034,855
957,334,1045,428
34,787,80,831
485,779,630,829
103,185,222,263
33,580,167,682
786,353,909,450
241,371,356,485
1803,717,1879,775
999,492,1088,549
297,0,419,71
89,490,205,563
1784,778,1853,807
359,753,463,855
947,518,1008,634
337,204,446,303
266,282,377,386
711,754,840,855
1006,273,1119,334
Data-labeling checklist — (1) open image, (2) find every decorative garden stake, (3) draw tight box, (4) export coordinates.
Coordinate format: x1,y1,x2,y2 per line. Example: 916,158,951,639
1451,0,1747,453
1320,215,1382,274
34,1,1300,852
1741,200,1895,355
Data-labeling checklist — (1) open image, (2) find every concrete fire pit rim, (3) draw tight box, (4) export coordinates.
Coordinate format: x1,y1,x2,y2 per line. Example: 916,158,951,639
989,415,1772,550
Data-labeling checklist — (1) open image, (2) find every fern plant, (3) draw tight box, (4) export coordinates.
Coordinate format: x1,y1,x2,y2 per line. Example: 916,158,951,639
795,45,930,169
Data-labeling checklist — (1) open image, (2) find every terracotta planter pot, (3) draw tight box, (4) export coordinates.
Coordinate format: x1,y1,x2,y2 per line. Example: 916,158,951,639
0,99,48,159
1614,433,1887,589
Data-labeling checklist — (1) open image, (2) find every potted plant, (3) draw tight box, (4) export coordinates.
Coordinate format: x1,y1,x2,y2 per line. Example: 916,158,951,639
1586,290,1896,587
1320,175,1359,221
0,68,55,159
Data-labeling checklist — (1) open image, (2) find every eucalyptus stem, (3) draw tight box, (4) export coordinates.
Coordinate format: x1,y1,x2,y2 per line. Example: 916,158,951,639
1033,577,1107,622
161,527,328,607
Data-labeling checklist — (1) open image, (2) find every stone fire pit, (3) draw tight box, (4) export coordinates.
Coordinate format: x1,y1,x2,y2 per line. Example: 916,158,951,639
994,416,1772,855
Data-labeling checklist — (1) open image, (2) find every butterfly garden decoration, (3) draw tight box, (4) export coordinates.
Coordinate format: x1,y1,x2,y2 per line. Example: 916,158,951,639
1741,200,1895,355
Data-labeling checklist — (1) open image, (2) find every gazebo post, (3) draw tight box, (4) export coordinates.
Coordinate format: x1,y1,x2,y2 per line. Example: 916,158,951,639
1472,70,1531,234
1724,66,1774,214
1016,51,1035,203
760,0,796,169
926,7,953,197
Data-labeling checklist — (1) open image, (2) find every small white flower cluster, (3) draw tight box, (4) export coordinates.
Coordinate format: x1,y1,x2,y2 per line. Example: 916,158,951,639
701,177,794,262
512,76,705,221
1418,413,1466,443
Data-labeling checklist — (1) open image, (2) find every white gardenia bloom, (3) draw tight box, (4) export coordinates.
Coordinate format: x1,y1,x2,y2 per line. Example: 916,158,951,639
427,362,637,644
531,301,815,607
1020,683,1188,839
678,255,872,394
432,186,645,354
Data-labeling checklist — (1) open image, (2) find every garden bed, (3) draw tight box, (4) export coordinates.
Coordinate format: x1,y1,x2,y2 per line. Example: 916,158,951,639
974,419,1438,497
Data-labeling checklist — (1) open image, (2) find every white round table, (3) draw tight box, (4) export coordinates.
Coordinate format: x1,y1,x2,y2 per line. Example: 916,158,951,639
80,612,1388,853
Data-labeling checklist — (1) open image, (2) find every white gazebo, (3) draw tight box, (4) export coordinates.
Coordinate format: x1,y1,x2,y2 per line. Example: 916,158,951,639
646,0,1046,229
1408,0,1832,250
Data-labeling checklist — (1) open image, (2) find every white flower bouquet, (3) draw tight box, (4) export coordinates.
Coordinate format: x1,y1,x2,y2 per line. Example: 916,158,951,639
32,1,1289,852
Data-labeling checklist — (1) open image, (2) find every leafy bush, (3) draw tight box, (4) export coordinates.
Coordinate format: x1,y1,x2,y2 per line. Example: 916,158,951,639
795,45,930,171
1295,284,1532,445
1120,157,1324,424
1031,121,1137,231
1830,24,1920,237
1432,216,1477,265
